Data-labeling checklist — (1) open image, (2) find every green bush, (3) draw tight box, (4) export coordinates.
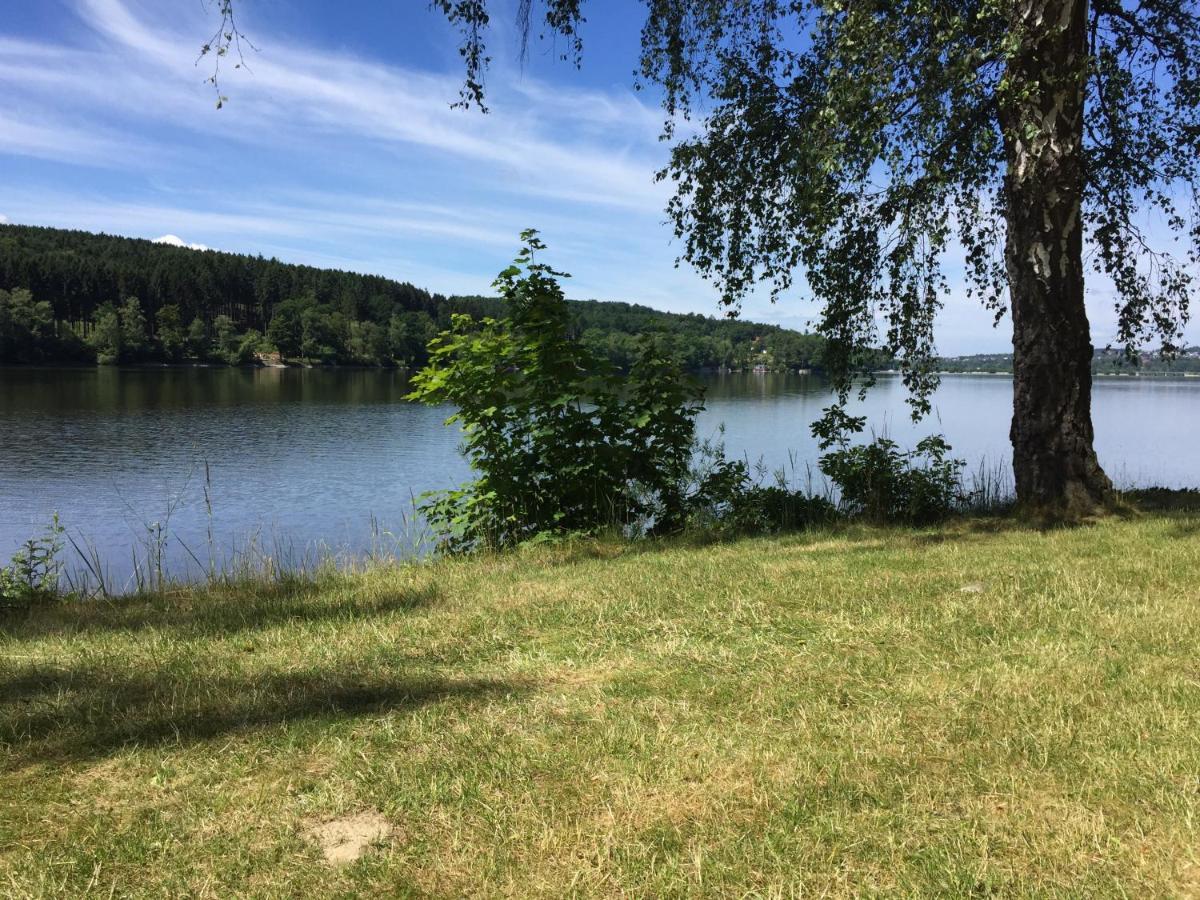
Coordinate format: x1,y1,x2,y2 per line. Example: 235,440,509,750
212,316,263,365
0,515,66,609
235,329,266,365
819,435,964,523
408,231,701,551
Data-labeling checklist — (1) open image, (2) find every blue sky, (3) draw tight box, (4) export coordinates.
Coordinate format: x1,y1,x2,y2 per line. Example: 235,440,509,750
1,0,1192,353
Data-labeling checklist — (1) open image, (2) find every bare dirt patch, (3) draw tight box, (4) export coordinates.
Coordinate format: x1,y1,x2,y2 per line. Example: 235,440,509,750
305,810,394,865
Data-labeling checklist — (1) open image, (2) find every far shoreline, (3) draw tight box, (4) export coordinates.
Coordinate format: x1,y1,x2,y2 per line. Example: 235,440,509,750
3,363,1200,380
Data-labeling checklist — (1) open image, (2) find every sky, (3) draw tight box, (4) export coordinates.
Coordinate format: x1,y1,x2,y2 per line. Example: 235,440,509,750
1,0,1193,353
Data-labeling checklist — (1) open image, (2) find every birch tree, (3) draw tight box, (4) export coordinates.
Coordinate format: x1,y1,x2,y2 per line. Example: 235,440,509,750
209,0,1200,517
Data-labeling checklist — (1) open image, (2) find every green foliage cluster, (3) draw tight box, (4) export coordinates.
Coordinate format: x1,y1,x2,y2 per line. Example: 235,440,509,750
678,430,968,534
819,436,965,524
408,232,702,551
503,296,825,372
0,224,827,371
0,287,88,363
0,515,65,609
1,286,279,368
78,297,270,366
410,233,966,550
264,294,439,366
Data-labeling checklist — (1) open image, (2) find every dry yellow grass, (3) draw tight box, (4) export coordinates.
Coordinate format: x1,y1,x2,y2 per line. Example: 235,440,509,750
2,514,1199,896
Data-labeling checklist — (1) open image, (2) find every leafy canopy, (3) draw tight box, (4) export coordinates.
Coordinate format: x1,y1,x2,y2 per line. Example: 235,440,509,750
423,0,1200,436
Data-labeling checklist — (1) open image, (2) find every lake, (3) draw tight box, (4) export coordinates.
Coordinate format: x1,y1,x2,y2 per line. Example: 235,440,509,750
2,367,1198,589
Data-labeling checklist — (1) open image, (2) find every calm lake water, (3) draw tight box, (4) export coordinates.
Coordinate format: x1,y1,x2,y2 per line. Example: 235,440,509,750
2,367,1198,588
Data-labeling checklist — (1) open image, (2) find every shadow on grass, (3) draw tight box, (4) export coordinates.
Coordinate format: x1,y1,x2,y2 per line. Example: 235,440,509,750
697,515,1029,551
838,504,1200,552
1,579,441,641
0,660,523,766
585,503,1199,565
502,516,1036,571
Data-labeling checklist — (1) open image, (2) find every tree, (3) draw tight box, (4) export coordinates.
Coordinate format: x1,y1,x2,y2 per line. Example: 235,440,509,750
213,313,239,362
119,296,148,361
388,311,438,366
207,0,1199,518
348,319,389,365
0,288,54,362
433,0,1200,518
267,297,306,359
234,328,264,365
186,316,209,359
0,289,11,360
300,305,343,362
156,304,185,361
91,303,124,365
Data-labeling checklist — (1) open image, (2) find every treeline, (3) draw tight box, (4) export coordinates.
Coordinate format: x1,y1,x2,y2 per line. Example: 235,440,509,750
937,350,1200,376
0,223,827,370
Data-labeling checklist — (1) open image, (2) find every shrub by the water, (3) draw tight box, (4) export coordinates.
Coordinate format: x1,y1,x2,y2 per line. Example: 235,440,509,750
0,515,65,609
409,232,973,549
819,435,965,523
408,231,701,551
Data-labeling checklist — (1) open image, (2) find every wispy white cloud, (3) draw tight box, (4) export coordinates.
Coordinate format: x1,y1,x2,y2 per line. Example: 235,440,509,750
0,185,521,254
6,0,1188,353
30,0,670,213
0,109,165,168
0,0,711,305
0,1,715,311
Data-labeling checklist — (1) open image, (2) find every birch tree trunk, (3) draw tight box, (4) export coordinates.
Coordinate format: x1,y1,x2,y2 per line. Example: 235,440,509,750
1001,0,1114,517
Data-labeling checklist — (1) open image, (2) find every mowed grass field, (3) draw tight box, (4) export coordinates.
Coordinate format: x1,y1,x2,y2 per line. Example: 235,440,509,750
2,514,1199,897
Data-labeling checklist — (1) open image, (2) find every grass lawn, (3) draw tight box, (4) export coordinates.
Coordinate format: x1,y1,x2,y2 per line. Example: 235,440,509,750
2,513,1199,896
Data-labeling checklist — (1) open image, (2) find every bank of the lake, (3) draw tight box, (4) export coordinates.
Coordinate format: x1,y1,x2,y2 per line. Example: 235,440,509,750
5,366,1200,590
3,513,1199,896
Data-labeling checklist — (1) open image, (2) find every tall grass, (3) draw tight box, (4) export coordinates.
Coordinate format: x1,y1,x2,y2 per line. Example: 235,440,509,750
9,447,1023,603
35,462,435,602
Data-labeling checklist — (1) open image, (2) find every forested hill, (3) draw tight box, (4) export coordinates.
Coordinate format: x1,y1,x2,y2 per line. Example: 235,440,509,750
0,224,824,370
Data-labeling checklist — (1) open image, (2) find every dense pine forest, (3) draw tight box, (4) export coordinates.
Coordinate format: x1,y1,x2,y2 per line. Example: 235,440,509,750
0,224,826,370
